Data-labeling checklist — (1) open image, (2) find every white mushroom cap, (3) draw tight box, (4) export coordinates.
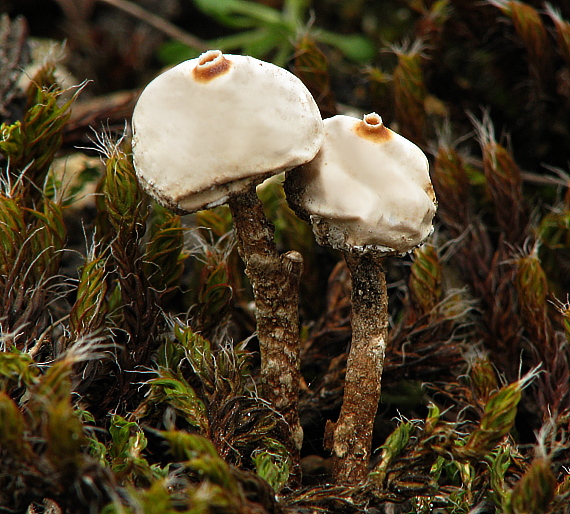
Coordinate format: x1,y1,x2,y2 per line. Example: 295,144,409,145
285,113,437,255
132,50,324,213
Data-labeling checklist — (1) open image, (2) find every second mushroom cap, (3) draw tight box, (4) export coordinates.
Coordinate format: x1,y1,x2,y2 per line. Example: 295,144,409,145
285,113,437,255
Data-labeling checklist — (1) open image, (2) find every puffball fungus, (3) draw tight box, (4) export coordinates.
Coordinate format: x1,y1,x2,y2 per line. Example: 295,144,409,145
285,112,436,255
285,112,436,484
132,50,325,468
132,49,324,214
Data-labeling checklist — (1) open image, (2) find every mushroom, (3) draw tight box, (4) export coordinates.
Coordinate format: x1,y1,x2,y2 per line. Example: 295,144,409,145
284,112,436,484
132,50,324,460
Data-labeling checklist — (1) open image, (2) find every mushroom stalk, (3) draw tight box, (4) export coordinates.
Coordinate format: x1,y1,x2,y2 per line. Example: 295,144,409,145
228,185,304,458
325,252,388,484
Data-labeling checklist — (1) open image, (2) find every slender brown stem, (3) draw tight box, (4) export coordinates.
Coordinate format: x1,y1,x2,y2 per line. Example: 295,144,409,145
227,186,304,468
97,0,209,51
326,252,388,484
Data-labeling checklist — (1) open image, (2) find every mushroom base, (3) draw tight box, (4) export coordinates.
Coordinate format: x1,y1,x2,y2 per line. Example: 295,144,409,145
227,186,304,480
324,252,388,484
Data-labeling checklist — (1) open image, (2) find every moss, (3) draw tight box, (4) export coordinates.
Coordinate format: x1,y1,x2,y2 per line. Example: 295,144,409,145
2,2,570,511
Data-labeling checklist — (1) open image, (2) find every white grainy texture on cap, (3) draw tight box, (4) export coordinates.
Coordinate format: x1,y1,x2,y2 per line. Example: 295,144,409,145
132,50,324,213
285,113,437,255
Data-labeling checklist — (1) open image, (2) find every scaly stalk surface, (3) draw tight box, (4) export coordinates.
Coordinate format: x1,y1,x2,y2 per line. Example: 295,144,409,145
327,252,388,484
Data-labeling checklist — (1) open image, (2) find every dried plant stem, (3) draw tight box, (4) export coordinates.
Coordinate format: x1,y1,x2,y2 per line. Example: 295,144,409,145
97,0,209,51
327,252,388,484
228,186,304,461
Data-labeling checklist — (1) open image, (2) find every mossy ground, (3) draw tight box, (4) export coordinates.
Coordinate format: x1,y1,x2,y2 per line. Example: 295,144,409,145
1,1,570,512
